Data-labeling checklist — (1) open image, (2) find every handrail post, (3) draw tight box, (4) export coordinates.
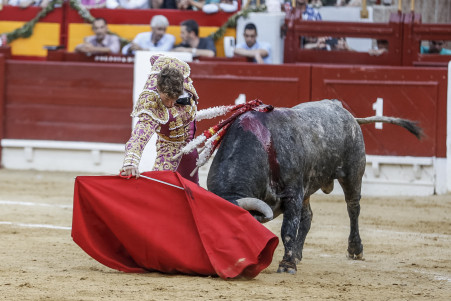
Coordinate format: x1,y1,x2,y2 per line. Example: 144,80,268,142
360,0,369,19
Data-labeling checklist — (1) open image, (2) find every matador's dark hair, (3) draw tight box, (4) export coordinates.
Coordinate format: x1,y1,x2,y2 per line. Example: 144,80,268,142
156,66,184,100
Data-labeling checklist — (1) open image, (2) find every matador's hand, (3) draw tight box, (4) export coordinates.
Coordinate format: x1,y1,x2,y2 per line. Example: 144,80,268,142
120,166,140,179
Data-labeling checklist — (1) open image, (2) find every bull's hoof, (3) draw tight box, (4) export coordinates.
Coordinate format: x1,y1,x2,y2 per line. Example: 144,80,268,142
347,251,364,260
277,260,297,274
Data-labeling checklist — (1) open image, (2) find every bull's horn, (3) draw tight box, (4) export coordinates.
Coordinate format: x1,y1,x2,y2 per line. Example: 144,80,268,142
236,197,273,223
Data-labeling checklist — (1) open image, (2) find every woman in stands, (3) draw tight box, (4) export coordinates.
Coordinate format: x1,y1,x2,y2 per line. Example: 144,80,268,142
120,54,200,184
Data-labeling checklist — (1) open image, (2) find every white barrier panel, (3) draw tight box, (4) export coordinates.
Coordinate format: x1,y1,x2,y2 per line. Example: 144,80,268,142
236,12,285,64
0,138,441,196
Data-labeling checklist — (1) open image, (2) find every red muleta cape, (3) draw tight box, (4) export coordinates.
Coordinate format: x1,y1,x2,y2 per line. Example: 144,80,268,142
72,171,279,279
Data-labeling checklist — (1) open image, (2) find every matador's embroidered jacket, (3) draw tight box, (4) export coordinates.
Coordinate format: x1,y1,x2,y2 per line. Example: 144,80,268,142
123,55,198,174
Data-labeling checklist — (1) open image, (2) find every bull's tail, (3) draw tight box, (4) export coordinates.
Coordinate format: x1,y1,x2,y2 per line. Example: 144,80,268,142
355,116,423,139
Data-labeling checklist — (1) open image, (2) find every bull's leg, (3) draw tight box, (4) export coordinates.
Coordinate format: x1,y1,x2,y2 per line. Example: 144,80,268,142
277,194,303,274
339,179,364,260
294,197,313,263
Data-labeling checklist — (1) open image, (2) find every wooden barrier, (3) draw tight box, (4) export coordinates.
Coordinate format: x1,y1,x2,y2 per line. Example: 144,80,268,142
47,50,135,64
283,12,451,67
402,12,451,67
3,60,133,144
310,64,447,158
283,12,404,65
46,50,252,64
0,58,446,156
0,58,448,193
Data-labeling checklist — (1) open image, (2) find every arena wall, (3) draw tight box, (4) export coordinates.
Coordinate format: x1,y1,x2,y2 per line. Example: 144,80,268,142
0,57,448,196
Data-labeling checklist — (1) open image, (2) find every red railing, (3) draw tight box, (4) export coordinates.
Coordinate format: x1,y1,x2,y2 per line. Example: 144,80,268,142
402,12,451,67
283,12,451,67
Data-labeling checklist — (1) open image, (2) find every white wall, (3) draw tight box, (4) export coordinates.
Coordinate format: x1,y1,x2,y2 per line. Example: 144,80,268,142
236,12,286,64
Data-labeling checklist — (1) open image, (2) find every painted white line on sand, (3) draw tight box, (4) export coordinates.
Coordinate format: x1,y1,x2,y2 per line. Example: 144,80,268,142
0,200,72,209
0,221,71,230
414,269,451,283
314,224,451,241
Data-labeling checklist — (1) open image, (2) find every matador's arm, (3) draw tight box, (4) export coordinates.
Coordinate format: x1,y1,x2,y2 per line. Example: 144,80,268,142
123,115,158,168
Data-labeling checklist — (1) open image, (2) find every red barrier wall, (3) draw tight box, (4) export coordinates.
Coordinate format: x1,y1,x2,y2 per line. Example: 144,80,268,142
4,61,133,143
0,60,447,159
284,13,404,65
402,13,451,67
311,64,447,157
191,62,311,133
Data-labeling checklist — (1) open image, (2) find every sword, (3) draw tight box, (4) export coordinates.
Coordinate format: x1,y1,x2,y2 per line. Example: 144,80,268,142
118,173,184,190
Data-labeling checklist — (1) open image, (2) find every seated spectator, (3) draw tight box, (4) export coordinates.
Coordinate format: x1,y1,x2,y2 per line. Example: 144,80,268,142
106,0,149,9
369,39,389,56
234,23,271,64
172,19,216,58
421,40,451,55
122,15,175,55
152,0,191,9
75,18,121,55
282,0,322,47
79,0,107,9
7,0,50,8
330,37,353,51
303,36,328,50
189,0,238,14
176,0,193,9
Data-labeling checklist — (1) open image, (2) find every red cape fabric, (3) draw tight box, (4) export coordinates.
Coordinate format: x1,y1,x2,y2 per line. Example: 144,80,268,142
72,171,279,279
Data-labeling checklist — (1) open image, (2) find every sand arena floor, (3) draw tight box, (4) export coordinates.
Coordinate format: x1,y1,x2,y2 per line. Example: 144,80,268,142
0,168,450,300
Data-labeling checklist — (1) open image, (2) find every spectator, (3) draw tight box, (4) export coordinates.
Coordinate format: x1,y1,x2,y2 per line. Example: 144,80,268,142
172,19,216,58
282,0,323,49
330,37,353,51
303,36,329,50
176,0,192,9
369,39,389,56
234,23,272,64
189,0,238,14
75,18,121,55
421,40,451,55
152,0,192,9
151,0,172,8
106,0,150,9
284,0,322,22
122,15,175,55
79,0,107,9
7,0,50,8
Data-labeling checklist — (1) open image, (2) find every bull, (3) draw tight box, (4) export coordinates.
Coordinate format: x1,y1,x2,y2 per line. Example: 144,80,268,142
206,99,422,274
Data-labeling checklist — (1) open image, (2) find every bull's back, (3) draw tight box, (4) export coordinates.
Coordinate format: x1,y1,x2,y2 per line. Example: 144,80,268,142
207,100,365,201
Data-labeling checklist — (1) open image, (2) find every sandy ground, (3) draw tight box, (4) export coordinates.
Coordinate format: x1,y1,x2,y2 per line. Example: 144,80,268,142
0,168,450,301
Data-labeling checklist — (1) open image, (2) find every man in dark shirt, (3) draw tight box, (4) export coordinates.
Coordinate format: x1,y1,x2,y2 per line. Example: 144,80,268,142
172,19,216,58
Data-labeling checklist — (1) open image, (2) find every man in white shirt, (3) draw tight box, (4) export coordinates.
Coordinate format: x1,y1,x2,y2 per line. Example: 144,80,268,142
122,15,175,55
234,23,272,64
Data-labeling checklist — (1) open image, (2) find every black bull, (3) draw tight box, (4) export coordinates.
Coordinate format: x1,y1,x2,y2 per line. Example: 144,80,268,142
207,99,422,274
